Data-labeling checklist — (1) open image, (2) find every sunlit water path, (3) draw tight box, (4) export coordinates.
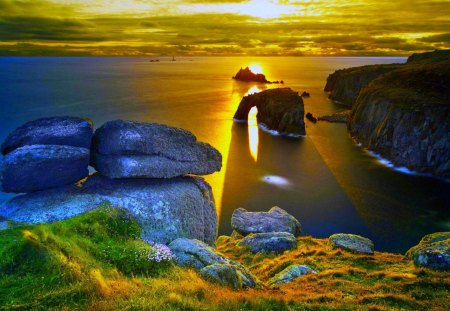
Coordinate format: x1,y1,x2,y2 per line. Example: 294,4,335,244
1,56,449,253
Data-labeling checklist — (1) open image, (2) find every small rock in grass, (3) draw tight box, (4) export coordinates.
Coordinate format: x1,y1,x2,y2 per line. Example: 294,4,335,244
328,233,374,254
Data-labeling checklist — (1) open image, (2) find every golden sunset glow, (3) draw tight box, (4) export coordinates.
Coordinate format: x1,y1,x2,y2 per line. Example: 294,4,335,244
247,106,259,162
248,64,263,74
0,0,449,56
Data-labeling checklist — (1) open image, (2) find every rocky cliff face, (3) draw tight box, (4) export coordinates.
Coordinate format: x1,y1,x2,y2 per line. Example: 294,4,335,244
324,64,401,106
348,54,450,177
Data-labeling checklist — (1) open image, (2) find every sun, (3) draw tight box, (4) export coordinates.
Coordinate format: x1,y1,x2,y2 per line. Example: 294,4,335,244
248,64,263,74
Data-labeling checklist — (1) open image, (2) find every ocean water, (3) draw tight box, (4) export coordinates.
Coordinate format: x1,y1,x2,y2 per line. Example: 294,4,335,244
0,56,449,253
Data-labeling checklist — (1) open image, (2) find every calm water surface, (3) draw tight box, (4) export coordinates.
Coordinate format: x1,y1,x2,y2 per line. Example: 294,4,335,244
1,56,449,253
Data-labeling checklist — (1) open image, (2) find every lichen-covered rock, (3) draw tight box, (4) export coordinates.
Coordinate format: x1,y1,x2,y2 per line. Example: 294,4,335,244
406,232,450,271
91,120,222,178
199,264,257,289
268,265,317,286
0,144,90,193
239,232,297,253
169,238,228,270
1,116,93,155
169,238,260,288
0,174,217,245
328,233,374,254
233,88,305,136
231,206,302,236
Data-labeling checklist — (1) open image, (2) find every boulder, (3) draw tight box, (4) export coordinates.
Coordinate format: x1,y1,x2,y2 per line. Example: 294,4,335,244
169,238,260,288
0,174,217,245
0,144,90,193
239,232,297,253
268,265,317,286
231,206,302,237
169,238,228,270
1,116,93,155
328,233,374,254
91,120,222,178
233,88,305,136
406,232,450,271
199,264,252,289
232,67,270,83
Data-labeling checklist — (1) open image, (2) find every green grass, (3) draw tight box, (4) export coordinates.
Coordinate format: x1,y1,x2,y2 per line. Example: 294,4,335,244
0,206,449,310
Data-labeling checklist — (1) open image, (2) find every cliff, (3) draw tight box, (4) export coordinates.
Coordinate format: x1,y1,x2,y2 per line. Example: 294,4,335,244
348,53,450,177
324,63,401,106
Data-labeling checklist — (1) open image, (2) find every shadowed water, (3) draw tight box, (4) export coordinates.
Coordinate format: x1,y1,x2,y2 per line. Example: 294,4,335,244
0,56,449,253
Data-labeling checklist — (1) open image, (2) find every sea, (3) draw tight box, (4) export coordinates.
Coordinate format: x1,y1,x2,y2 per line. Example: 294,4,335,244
1,56,449,253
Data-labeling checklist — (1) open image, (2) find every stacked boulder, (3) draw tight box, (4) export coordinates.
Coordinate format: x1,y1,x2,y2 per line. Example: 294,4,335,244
0,117,222,246
0,117,93,193
231,206,302,254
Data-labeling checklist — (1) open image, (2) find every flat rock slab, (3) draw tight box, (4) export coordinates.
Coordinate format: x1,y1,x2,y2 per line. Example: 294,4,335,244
92,120,222,178
0,174,217,246
268,265,317,286
169,238,260,288
328,233,374,254
239,232,297,253
1,144,90,193
231,206,302,236
1,116,93,155
406,232,450,271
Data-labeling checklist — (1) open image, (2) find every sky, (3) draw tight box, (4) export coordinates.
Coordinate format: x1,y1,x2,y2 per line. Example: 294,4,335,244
0,0,450,56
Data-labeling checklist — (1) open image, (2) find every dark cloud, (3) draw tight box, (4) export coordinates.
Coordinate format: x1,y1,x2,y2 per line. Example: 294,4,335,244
0,0,449,55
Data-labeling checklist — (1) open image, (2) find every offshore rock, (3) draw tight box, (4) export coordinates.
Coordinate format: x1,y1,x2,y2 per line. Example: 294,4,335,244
169,238,260,288
0,144,89,193
233,88,305,136
268,265,317,286
232,67,270,83
1,116,93,155
328,233,374,254
318,110,350,123
239,232,297,253
92,120,222,178
231,206,302,237
406,232,450,271
0,174,217,245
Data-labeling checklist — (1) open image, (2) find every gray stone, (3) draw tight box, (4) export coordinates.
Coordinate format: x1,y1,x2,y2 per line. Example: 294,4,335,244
93,152,221,179
239,232,297,253
0,144,90,193
1,116,93,155
169,238,260,288
91,120,222,178
328,233,374,254
199,264,257,289
0,174,217,245
169,238,228,270
268,265,317,286
406,232,450,271
231,206,302,236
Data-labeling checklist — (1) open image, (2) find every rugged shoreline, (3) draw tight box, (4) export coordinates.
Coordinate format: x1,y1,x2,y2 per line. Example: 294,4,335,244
325,50,450,178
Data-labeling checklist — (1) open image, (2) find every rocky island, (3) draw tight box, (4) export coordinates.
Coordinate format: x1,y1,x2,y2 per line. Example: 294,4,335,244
233,88,306,136
325,50,450,178
232,67,283,84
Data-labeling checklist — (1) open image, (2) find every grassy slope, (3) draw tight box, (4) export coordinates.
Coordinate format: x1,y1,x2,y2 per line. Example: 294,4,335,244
1,207,449,311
